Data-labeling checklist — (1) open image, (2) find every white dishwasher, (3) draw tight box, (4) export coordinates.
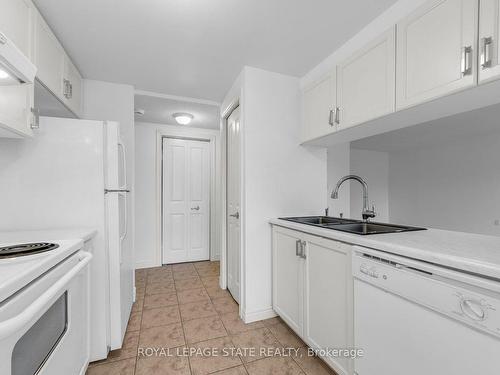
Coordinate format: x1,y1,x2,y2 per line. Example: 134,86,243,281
352,246,500,375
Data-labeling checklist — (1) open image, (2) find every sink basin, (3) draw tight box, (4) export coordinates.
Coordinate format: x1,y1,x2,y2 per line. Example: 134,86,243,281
279,216,426,235
328,222,424,235
281,216,356,226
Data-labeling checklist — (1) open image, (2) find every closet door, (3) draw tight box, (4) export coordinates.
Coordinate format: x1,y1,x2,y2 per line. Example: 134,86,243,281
162,138,210,264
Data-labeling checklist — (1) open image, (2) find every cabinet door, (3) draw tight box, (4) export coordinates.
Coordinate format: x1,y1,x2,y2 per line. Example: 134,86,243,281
304,236,353,375
302,71,336,142
337,27,396,129
478,0,500,83
396,0,478,110
0,0,33,60
0,83,34,137
63,57,82,116
272,227,304,336
34,13,65,98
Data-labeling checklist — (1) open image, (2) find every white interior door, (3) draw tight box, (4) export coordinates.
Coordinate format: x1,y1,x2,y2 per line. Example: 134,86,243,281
162,138,210,264
227,107,241,303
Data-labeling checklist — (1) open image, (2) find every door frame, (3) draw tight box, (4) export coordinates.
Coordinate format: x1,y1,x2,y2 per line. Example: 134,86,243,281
155,126,221,266
220,97,245,317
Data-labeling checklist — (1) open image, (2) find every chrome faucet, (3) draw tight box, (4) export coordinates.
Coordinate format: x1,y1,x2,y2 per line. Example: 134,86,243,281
331,175,376,221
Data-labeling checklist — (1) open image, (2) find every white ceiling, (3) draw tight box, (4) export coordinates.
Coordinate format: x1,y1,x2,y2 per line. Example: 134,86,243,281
134,94,220,129
33,0,397,101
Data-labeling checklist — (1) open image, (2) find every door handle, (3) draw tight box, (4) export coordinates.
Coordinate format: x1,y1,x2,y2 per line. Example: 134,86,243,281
480,37,493,69
191,206,200,211
229,212,240,219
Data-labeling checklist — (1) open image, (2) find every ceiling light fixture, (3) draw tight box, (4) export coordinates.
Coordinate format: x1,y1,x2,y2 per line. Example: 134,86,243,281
173,112,194,125
0,69,9,79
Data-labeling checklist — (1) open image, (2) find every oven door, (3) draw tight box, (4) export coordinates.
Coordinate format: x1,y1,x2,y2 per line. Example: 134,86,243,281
0,251,92,375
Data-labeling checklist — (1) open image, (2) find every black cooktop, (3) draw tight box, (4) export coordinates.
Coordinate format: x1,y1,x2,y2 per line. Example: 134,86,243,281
0,242,59,259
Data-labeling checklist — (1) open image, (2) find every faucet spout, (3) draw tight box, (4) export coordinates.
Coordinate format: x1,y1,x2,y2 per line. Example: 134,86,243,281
331,175,375,221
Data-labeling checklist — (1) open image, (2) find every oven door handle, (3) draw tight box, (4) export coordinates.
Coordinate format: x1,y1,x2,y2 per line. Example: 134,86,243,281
0,252,92,339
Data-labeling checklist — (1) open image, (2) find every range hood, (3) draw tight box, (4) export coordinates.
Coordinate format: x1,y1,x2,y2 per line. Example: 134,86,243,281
0,31,36,85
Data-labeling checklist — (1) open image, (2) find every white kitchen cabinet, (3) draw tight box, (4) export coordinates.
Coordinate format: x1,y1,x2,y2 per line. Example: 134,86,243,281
62,57,82,116
302,71,336,142
478,0,500,84
272,225,353,375
34,12,65,100
0,83,34,137
272,226,304,336
0,0,33,60
337,27,395,129
304,236,353,374
396,0,478,110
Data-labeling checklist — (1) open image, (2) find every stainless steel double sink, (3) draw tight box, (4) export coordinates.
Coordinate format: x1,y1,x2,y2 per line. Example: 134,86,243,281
280,216,426,235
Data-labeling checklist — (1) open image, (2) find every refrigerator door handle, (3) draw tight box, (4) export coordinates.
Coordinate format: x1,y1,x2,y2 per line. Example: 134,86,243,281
117,140,127,190
119,191,128,244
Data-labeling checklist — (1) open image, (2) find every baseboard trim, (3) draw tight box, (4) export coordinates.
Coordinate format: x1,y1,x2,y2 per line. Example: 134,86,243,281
135,260,160,269
243,307,277,323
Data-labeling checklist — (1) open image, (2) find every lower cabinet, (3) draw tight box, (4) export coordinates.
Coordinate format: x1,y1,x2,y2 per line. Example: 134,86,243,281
272,225,353,375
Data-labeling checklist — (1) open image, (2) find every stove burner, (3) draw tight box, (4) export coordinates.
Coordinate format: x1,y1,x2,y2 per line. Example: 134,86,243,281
0,242,59,259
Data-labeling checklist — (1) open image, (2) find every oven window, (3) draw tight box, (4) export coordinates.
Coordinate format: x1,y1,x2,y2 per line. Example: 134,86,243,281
12,293,68,375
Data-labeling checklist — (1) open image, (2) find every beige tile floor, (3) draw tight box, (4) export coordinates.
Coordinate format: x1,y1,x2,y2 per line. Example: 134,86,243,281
87,261,337,375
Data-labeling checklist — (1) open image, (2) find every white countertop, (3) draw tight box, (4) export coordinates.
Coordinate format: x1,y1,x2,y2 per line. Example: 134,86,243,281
270,218,500,279
0,228,97,243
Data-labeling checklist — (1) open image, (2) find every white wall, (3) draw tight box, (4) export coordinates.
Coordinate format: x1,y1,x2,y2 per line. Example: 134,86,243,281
350,149,389,222
327,144,351,218
134,123,159,268
388,133,500,236
82,79,136,266
134,121,221,269
227,66,327,322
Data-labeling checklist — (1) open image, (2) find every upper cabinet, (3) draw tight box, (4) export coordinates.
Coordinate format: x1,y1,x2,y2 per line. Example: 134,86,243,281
62,57,82,115
34,11,82,116
34,13,65,98
337,27,396,129
396,0,478,110
478,0,500,84
0,0,33,60
302,71,336,141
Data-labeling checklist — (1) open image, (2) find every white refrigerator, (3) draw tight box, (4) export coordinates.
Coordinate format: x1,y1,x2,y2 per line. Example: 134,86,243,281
0,116,134,360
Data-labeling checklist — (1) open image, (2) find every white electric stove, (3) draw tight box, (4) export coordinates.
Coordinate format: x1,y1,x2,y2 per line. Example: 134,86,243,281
0,237,92,375
0,239,83,303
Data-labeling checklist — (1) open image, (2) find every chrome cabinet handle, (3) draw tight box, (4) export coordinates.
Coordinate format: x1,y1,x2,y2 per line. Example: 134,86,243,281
328,110,334,126
229,211,239,219
300,241,307,259
335,107,340,124
63,79,73,99
461,46,473,76
295,240,301,257
480,37,493,69
191,206,200,211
